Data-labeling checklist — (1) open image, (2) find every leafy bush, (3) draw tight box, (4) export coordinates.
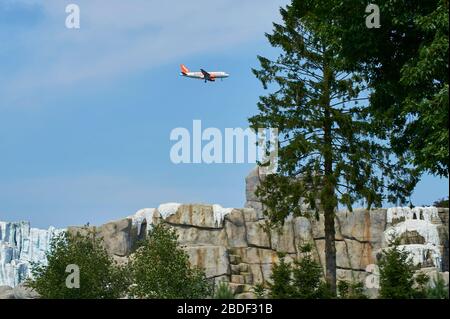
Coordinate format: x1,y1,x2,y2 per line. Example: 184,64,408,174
268,244,331,299
413,271,430,299
28,230,128,299
129,223,212,299
426,273,449,299
252,283,269,299
268,253,295,298
214,281,234,299
337,280,367,299
292,244,331,299
378,240,449,299
433,197,449,208
378,242,417,299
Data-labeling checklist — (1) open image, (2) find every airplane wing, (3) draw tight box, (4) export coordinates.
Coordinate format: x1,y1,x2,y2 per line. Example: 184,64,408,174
200,69,211,79
200,69,215,82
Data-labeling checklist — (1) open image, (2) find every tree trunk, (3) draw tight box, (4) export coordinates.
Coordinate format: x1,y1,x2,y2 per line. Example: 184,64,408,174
324,204,337,294
323,144,337,294
322,61,337,296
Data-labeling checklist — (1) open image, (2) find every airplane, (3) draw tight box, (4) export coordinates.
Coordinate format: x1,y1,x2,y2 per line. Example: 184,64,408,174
180,64,229,83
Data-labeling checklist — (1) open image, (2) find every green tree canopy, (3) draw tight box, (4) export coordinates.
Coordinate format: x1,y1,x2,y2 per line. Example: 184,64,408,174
129,223,212,299
268,245,332,299
28,230,128,299
378,242,421,299
250,1,417,294
324,0,449,177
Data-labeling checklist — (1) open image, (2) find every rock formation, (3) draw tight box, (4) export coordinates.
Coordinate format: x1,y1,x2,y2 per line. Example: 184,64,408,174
0,221,61,287
1,167,448,299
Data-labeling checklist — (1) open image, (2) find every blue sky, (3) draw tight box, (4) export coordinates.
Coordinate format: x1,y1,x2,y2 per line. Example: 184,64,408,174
0,0,448,228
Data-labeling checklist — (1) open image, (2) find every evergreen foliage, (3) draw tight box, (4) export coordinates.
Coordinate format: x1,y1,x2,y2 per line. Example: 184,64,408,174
378,242,417,299
268,245,331,299
129,223,212,299
250,0,417,294
29,230,129,299
214,281,235,299
326,0,449,177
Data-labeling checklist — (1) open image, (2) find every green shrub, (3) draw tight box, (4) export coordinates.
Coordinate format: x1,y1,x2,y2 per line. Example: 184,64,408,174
129,223,212,299
426,273,449,299
268,253,295,298
292,244,330,299
378,240,449,299
433,197,449,208
28,230,128,299
214,281,234,299
378,243,416,299
337,280,367,299
268,244,331,299
252,283,269,299
413,271,430,299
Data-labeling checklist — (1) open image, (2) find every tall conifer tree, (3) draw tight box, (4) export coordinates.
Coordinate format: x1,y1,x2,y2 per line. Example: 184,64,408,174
250,2,417,294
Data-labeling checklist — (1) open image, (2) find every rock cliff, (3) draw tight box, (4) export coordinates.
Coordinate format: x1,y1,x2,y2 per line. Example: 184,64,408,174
64,203,447,298
0,222,61,287
1,168,448,299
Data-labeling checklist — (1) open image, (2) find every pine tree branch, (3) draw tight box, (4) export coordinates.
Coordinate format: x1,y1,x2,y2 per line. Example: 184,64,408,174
330,98,369,108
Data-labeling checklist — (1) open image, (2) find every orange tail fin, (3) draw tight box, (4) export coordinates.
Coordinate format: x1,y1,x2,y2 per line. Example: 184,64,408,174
180,64,189,74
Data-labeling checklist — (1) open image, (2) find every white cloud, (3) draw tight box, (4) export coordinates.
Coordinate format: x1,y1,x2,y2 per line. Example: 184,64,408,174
0,0,288,104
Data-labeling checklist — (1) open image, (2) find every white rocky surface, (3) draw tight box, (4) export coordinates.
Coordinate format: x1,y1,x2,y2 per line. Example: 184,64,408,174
157,203,181,219
384,219,441,246
387,206,439,223
1,175,448,299
128,208,156,236
212,205,234,228
0,221,62,287
398,244,442,269
384,207,444,270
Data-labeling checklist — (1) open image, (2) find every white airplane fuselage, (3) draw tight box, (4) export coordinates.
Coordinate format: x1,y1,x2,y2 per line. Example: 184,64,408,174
180,65,229,82
181,71,229,79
